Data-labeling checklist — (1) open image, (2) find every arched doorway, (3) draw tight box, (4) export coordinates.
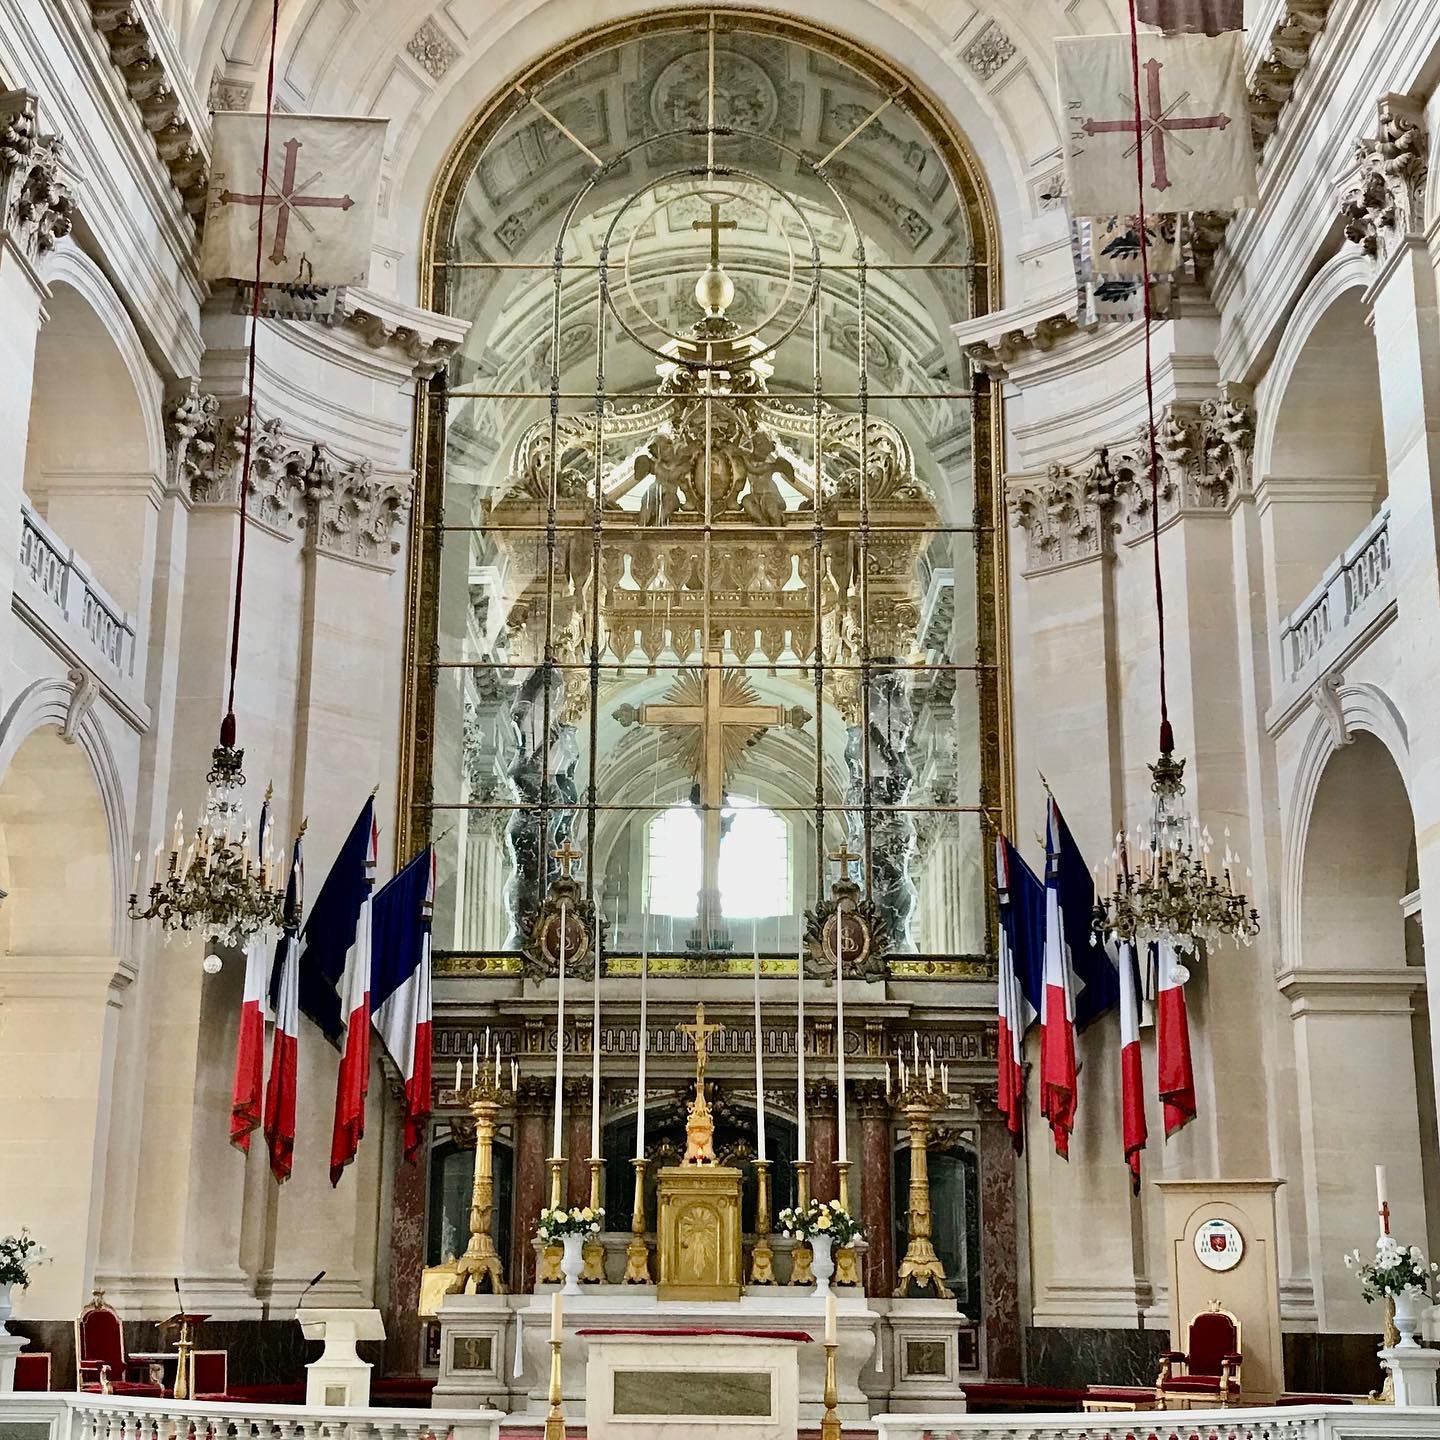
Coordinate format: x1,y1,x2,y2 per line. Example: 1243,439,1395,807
1287,730,1433,1331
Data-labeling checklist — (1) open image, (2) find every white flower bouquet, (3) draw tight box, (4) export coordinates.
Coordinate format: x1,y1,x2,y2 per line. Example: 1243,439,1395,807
536,1205,603,1241
0,1230,46,1288
777,1197,863,1247
1345,1235,1438,1303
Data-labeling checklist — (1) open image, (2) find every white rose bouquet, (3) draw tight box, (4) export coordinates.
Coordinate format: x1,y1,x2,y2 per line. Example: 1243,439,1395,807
777,1197,863,1247
0,1230,47,1288
1345,1235,1438,1302
536,1205,604,1241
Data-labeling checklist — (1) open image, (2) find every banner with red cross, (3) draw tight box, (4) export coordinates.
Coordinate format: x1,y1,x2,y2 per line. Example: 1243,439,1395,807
201,115,387,288
1057,31,1256,217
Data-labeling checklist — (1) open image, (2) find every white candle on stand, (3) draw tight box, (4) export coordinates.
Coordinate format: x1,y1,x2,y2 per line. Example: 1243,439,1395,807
1376,1165,1389,1229
590,919,602,1159
753,919,767,1162
796,933,807,1162
637,902,649,1160
824,1292,837,1345
835,915,847,1165
553,901,568,1159
550,1290,563,1342
472,1043,479,1085
454,1059,462,1093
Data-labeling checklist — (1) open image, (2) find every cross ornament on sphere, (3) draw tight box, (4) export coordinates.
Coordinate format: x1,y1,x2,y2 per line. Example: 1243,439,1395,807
219,137,357,268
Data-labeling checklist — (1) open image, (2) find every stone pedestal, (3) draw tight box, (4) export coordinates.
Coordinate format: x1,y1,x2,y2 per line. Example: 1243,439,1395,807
1381,1344,1440,1407
0,1334,27,1392
876,1298,975,1410
432,1292,516,1410
583,1330,801,1440
299,1308,384,1408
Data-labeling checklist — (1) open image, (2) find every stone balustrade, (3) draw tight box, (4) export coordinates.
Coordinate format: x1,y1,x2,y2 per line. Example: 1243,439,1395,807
1279,502,1393,684
16,501,137,678
2,1393,503,1440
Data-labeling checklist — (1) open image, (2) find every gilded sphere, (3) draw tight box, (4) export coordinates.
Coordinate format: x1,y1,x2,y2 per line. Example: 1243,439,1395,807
694,264,735,316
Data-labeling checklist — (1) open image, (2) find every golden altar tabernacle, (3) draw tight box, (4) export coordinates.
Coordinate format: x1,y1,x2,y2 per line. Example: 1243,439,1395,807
656,1004,743,1301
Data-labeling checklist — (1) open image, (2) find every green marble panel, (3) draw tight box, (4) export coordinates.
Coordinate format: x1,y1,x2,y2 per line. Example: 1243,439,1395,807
612,1368,773,1416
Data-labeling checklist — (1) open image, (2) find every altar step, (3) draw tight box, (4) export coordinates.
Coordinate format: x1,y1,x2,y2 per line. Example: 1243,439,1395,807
500,1429,879,1438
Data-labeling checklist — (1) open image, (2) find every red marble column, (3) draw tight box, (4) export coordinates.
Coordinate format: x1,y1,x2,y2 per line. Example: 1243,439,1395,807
511,1079,550,1292
565,1077,592,1208
978,1094,1023,1379
855,1080,895,1296
808,1078,838,1203
383,1129,430,1374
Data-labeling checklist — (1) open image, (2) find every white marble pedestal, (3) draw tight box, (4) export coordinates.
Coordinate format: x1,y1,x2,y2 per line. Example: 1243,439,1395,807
1381,1344,1440,1407
874,1298,976,1410
584,1331,800,1440
0,1333,27,1392
432,1293,518,1411
299,1308,384,1408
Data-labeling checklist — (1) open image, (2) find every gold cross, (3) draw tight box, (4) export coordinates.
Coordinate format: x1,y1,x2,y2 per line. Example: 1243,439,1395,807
677,1002,725,1085
552,840,583,878
690,201,737,266
829,842,863,882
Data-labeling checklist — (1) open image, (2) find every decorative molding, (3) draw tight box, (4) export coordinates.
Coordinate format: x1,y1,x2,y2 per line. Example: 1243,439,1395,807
407,18,461,81
1248,1,1333,152
85,2,208,218
1310,671,1352,749
331,289,468,380
964,309,1085,381
0,90,76,264
164,381,412,564
1007,386,1255,573
1340,93,1429,261
961,22,1016,82
62,665,101,744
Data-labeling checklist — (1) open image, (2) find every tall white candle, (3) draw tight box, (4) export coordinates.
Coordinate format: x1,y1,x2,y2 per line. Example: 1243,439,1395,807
550,1290,563,1342
590,920,602,1159
553,900,568,1159
824,1292,837,1345
797,933,807,1162
835,913,847,1164
454,1059,462,1093
636,903,649,1161
1376,1164,1389,1228
753,921,767,1162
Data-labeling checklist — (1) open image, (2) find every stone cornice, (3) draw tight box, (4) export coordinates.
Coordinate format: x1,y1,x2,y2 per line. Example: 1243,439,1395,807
955,290,1086,382
1007,386,1254,575
165,379,412,567
1277,965,1425,1017
330,288,470,380
0,90,77,268
84,0,209,220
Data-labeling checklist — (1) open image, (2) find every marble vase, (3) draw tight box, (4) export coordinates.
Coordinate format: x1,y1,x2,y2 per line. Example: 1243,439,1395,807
561,1233,586,1295
1392,1287,1426,1347
810,1233,835,1299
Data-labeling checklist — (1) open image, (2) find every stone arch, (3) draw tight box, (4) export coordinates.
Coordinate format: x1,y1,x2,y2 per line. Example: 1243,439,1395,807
24,242,166,619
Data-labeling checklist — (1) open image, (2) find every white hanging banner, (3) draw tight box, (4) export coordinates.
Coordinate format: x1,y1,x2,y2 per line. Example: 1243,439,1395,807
201,114,387,287
1057,31,1256,217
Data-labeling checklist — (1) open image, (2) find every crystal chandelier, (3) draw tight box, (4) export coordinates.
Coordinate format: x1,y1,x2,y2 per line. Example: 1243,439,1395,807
128,736,285,959
1092,746,1260,955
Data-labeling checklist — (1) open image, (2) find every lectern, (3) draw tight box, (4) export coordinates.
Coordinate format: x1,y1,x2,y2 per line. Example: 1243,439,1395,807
300,1308,385,1407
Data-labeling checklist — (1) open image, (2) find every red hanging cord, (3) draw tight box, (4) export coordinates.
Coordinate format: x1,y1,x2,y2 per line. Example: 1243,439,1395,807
222,0,282,750
1125,0,1174,758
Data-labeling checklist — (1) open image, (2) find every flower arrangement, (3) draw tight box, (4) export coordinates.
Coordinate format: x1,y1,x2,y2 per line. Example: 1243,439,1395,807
778,1198,863,1247
0,1230,46,1288
1345,1236,1439,1302
536,1205,604,1241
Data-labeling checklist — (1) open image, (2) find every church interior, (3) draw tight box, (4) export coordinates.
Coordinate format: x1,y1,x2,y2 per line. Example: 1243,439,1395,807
2,0,1440,1434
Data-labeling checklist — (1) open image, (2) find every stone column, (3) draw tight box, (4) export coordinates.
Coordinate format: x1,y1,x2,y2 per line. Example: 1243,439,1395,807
565,1078,592,1209
383,1114,429,1374
977,1095,1023,1379
808,1078,838,1204
511,1079,550,1291
855,1081,894,1296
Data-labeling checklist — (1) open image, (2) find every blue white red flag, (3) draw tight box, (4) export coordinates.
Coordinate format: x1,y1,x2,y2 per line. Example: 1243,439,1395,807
995,834,1044,1151
330,808,379,1185
1040,799,1080,1157
263,835,304,1183
1119,940,1148,1192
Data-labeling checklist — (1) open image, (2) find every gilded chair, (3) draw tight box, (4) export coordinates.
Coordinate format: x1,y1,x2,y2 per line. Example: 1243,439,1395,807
1156,1301,1243,1408
74,1292,166,1396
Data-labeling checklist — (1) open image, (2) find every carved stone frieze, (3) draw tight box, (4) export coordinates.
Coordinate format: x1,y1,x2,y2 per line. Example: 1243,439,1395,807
86,2,207,217
0,91,76,263
165,382,413,564
962,22,1016,81
1008,387,1255,573
1340,94,1429,261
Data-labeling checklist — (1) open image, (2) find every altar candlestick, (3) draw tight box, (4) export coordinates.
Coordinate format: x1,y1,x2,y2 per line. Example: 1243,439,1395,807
494,1046,501,1088
484,1026,490,1058
552,900,568,1159
753,923,767,1162
824,1292,837,1345
550,1290,563,1342
796,932,807,1162
885,1058,892,1095
590,920,603,1158
454,1059,461,1093
636,903,649,1161
472,1043,479,1085
835,915,847,1165
511,1058,519,1092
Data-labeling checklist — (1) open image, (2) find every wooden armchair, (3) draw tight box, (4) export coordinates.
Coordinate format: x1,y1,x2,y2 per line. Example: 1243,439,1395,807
1157,1302,1243,1408
74,1292,166,1396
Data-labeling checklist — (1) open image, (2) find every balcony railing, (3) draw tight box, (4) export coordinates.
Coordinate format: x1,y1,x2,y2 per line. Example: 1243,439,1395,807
17,502,136,677
1279,502,1392,684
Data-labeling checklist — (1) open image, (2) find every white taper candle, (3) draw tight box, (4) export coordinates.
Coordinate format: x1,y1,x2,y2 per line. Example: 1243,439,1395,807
553,900,568,1158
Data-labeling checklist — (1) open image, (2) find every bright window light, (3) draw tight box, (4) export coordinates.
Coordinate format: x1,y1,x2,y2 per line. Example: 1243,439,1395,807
646,797,790,919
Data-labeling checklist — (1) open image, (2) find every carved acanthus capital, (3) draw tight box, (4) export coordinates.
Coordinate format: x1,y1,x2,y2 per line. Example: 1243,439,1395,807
0,91,75,264
1341,93,1428,260
300,449,412,564
1006,449,1118,571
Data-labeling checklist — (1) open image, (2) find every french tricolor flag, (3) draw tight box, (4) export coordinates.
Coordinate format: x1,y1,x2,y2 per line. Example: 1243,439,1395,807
329,809,380,1185
263,835,305,1183
230,797,274,1151
1040,797,1079,1158
1157,941,1197,1137
995,834,1042,1153
1119,940,1147,1192
371,846,435,1165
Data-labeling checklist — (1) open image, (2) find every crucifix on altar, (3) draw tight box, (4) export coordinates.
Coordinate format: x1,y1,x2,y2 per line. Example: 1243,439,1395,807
614,652,808,949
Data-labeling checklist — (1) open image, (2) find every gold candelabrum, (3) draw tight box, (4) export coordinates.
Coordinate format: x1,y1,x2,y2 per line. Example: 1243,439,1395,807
624,1157,653,1284
750,1158,776,1284
833,1157,862,1289
537,1157,566,1285
790,1159,815,1285
821,1340,841,1439
891,1057,954,1299
545,1336,566,1439
582,1156,607,1283
455,1067,512,1294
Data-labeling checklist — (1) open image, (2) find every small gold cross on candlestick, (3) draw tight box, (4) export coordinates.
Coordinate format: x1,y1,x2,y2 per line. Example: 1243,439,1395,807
553,839,583,878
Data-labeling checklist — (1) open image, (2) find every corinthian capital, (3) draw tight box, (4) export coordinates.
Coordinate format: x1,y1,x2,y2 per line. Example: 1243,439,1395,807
301,453,412,566
1341,93,1428,260
0,91,75,264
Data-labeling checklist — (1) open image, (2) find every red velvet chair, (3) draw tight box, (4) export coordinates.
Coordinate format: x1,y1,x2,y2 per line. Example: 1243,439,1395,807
14,1353,51,1391
74,1292,166,1396
1157,1303,1243,1408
